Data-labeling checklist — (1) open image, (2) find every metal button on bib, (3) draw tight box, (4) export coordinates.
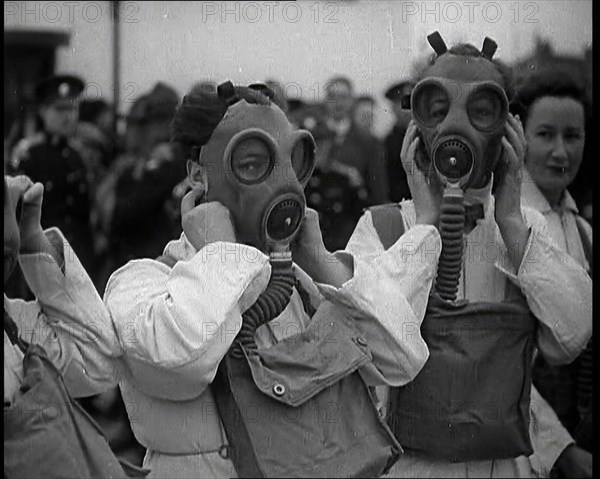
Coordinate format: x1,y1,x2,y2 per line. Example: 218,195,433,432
273,384,286,396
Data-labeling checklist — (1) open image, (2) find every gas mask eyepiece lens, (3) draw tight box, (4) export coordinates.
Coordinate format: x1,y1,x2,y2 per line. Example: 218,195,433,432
291,133,317,185
467,87,506,131
230,137,274,184
413,83,450,128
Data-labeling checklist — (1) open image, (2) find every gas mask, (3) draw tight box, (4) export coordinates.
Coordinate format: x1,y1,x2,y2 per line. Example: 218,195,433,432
197,88,316,254
412,33,508,190
412,32,509,302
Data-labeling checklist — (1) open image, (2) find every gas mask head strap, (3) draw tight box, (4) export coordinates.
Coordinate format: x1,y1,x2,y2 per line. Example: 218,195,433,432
217,80,240,106
427,31,499,62
481,37,498,60
427,31,448,56
217,81,240,106
248,82,277,102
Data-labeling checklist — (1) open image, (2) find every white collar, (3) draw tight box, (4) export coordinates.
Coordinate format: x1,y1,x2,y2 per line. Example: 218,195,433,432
161,233,198,263
521,168,579,215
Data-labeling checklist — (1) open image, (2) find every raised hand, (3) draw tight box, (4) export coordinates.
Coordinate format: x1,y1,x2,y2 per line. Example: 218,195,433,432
401,120,442,226
6,175,47,254
6,175,62,264
180,186,236,251
291,208,353,287
493,114,530,270
494,113,526,226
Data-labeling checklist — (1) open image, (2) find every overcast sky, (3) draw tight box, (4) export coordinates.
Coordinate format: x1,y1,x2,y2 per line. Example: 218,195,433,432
5,0,593,134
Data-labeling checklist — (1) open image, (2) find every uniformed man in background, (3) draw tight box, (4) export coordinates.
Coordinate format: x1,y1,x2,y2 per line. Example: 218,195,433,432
11,74,95,276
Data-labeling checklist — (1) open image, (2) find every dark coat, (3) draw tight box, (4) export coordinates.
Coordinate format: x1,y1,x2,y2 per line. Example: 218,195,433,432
328,126,389,206
384,122,411,203
109,145,186,269
12,132,95,272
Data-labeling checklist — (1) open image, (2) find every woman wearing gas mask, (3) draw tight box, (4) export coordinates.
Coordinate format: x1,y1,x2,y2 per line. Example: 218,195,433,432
104,82,443,478
346,33,592,477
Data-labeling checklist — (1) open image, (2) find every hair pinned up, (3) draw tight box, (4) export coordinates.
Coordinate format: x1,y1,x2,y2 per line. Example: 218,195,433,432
511,68,588,128
171,82,273,158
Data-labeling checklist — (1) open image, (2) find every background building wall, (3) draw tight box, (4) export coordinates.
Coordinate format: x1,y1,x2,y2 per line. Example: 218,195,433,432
4,0,593,136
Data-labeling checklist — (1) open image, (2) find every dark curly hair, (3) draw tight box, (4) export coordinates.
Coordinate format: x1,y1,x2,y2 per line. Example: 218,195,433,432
510,69,587,129
170,83,280,158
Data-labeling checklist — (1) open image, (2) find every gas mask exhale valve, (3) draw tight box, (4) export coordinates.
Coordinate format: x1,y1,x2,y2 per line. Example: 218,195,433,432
411,32,508,302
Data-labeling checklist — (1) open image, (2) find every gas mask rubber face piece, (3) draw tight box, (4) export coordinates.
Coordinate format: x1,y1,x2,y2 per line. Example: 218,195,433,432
411,54,509,190
199,100,316,252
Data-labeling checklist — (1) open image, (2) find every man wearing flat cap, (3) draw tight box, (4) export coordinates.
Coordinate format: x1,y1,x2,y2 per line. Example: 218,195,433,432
11,74,96,275
384,80,414,202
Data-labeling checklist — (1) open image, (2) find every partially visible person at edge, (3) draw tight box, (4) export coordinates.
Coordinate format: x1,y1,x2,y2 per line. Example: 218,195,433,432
383,81,414,203
344,39,592,478
3,173,139,478
103,82,442,478
513,69,593,464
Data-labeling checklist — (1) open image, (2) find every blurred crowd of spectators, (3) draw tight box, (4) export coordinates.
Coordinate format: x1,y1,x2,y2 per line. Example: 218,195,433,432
3,59,593,466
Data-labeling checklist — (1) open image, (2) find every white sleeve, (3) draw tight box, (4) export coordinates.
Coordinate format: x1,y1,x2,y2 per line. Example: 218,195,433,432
15,228,121,397
104,241,271,400
318,209,441,386
495,208,593,364
528,385,575,476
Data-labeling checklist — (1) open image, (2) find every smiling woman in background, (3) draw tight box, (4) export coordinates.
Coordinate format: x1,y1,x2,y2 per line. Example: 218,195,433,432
512,68,593,474
515,70,590,264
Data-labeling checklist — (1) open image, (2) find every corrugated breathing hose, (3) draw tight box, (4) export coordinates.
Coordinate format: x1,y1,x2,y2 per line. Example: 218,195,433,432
231,251,296,358
435,185,465,302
